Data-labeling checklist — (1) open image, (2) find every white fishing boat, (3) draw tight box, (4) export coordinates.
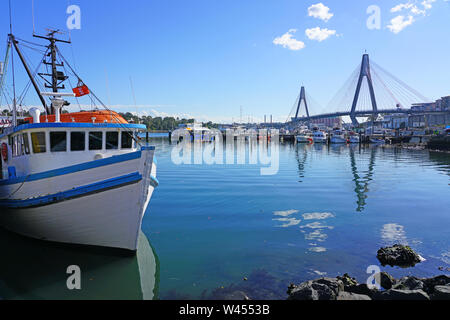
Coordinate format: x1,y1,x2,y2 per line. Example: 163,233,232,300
330,128,347,144
0,31,158,251
312,129,328,144
348,132,360,144
296,129,313,143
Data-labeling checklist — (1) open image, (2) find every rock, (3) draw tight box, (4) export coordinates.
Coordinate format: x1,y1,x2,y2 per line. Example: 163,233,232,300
377,244,423,267
438,266,450,272
379,289,430,300
376,272,396,290
431,285,450,300
392,276,424,291
337,292,371,300
287,281,321,300
423,275,450,293
337,273,358,288
346,283,379,298
287,278,344,301
314,278,344,296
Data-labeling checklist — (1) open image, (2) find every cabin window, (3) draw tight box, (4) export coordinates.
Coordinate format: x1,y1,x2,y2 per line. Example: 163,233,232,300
31,132,46,154
50,132,67,152
121,132,133,149
71,132,86,151
89,132,103,150
11,135,22,157
106,132,119,150
22,133,30,155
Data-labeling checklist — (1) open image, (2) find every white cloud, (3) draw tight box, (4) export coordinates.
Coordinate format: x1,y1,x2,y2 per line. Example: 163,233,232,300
308,3,334,22
305,27,337,42
387,15,415,33
273,29,306,51
391,3,415,13
421,0,436,10
388,0,437,33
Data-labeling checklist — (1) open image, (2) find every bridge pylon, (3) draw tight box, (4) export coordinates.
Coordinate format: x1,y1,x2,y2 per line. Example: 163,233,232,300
294,86,310,119
350,54,378,126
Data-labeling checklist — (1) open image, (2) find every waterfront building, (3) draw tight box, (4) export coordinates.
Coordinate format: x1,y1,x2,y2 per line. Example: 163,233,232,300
309,117,341,128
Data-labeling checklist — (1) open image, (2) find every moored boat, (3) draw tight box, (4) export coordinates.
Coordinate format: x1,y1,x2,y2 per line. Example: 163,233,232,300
296,129,313,143
330,128,347,144
348,132,360,144
312,129,328,144
0,31,158,251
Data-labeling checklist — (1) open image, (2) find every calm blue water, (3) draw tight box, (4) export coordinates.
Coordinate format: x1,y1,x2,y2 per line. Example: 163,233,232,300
143,139,450,299
0,138,449,300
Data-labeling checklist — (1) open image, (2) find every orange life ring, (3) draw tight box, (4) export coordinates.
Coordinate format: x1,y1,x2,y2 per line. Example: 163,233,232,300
1,143,8,162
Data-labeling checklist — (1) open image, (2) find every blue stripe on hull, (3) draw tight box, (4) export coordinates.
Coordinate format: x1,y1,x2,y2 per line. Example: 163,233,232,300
0,172,142,209
0,151,142,186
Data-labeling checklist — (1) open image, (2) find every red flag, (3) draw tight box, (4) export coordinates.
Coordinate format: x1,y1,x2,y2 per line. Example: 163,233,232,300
73,84,90,97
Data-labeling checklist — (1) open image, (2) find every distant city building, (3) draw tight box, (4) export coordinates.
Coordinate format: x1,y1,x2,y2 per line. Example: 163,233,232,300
411,95,450,112
382,114,409,129
309,117,341,128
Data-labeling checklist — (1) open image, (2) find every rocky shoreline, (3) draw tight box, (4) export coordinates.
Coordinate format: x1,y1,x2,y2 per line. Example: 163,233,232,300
287,244,449,300
287,273,450,300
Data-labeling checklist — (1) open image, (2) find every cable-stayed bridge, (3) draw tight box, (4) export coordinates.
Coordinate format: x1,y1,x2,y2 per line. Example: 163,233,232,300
290,54,445,126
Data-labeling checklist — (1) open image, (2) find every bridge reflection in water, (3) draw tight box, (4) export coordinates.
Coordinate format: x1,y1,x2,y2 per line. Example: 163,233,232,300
294,144,377,213
349,146,376,212
0,228,159,300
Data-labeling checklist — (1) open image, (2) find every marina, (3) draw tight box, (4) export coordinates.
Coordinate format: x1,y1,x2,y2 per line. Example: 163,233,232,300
0,0,449,305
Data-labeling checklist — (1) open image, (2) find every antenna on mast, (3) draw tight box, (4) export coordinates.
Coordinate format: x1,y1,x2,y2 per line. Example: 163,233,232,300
32,0,36,35
9,0,17,127
129,76,139,124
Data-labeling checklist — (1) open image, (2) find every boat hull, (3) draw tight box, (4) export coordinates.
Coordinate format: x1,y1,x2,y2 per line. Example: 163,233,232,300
297,135,312,143
313,137,327,143
330,136,347,144
0,147,157,251
348,137,360,144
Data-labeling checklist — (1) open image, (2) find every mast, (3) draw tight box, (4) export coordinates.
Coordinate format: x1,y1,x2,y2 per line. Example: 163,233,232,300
9,34,49,114
8,0,16,126
34,30,71,114
0,42,11,107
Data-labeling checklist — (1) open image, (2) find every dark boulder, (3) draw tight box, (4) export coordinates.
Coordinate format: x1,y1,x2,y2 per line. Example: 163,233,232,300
431,285,450,300
337,292,371,300
423,275,450,294
337,273,358,288
379,289,430,300
376,272,396,290
346,283,380,298
392,276,424,291
377,244,423,267
287,278,344,301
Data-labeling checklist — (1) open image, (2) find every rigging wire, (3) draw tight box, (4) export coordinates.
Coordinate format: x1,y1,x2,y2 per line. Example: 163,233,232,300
55,46,142,145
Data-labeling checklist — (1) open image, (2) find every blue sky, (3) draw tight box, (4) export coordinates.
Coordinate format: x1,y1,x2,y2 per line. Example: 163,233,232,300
1,0,449,123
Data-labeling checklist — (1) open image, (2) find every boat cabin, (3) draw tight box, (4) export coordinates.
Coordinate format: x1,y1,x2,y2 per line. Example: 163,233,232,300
0,111,146,180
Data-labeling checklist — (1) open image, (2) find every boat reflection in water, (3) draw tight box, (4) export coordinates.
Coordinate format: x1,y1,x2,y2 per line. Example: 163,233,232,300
0,228,159,300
